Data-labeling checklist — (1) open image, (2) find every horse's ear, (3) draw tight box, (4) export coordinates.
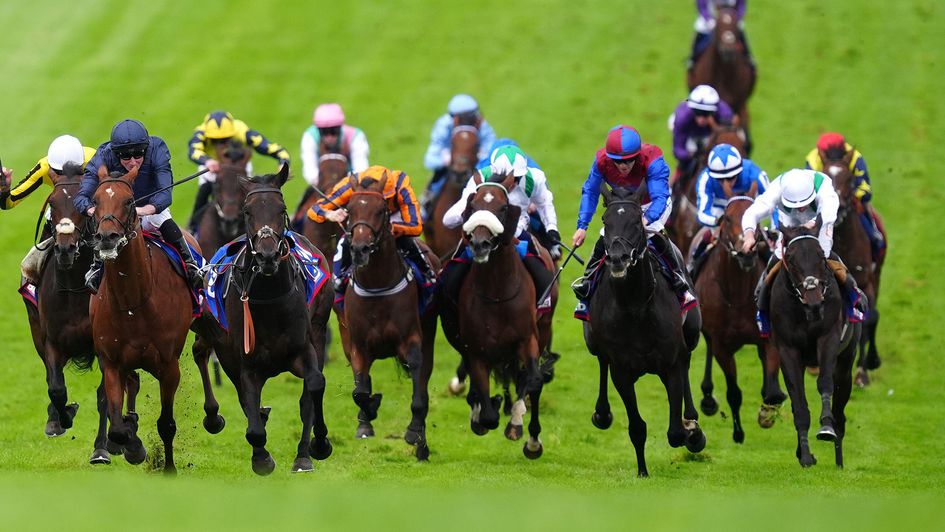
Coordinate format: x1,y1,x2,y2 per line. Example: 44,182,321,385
600,182,614,206
748,179,758,198
473,171,483,186
378,170,390,192
122,165,139,184
843,148,854,166
276,163,289,188
348,173,358,190
731,114,742,127
503,204,521,241
97,165,109,180
501,173,515,192
461,192,476,222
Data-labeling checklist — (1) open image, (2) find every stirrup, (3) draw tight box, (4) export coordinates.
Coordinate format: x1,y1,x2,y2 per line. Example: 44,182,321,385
570,277,590,300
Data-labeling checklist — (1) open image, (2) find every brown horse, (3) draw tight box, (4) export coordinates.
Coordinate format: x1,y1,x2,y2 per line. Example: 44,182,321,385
299,140,350,273
692,187,787,443
89,165,195,474
192,165,334,474
335,174,439,460
196,140,250,257
438,172,555,459
825,153,884,386
688,6,755,125
423,125,479,260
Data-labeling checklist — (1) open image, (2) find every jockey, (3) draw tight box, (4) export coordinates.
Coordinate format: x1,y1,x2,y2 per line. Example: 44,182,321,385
805,132,884,258
688,0,754,70
75,119,203,292
2,135,97,284
440,144,559,309
572,125,697,319
419,94,497,219
672,85,734,180
307,165,435,288
186,111,290,232
741,168,864,337
688,143,768,280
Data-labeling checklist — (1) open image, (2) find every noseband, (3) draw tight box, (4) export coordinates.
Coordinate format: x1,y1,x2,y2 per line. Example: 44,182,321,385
244,186,290,262
345,190,389,256
92,178,139,255
466,182,511,251
721,196,755,259
783,234,829,303
603,200,647,267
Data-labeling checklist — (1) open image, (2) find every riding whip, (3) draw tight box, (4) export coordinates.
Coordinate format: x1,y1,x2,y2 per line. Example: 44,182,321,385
536,242,585,309
134,168,209,206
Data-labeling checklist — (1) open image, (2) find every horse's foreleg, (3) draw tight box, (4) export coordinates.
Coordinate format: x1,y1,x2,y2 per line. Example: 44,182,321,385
156,364,180,475
351,347,380,439
467,357,496,434
522,352,544,460
293,379,316,473
89,372,112,465
760,342,787,404
42,344,73,435
307,351,332,462
591,355,613,429
778,344,815,467
103,363,128,446
715,343,744,443
239,369,274,475
404,338,431,460
660,360,688,449
125,371,140,414
610,368,648,477
193,337,224,434
699,334,719,416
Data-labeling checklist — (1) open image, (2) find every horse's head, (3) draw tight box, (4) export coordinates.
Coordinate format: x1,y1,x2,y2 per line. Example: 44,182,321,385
213,139,250,237
707,119,747,155
600,184,647,278
781,219,830,322
717,180,759,271
241,164,290,276
318,134,350,190
714,6,742,61
823,149,855,216
461,172,519,263
449,125,479,184
346,172,392,268
91,165,139,261
47,163,87,269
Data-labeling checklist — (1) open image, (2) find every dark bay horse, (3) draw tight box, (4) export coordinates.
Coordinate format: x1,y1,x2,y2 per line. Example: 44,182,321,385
192,165,333,475
423,125,479,260
89,165,194,474
688,6,755,126
584,184,705,477
439,172,556,459
693,189,787,443
826,154,884,387
196,140,250,257
771,222,859,467
299,139,350,273
336,174,439,460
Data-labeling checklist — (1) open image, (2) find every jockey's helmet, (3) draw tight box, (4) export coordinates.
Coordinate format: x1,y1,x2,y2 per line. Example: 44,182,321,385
110,119,149,148
780,169,818,209
47,135,85,172
314,103,346,128
490,145,528,177
707,144,743,179
687,84,720,113
448,94,479,116
816,132,847,160
605,125,641,160
202,111,237,140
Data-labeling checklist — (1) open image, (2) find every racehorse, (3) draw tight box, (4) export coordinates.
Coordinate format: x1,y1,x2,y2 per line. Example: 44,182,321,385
89,165,195,474
770,221,859,467
584,184,705,477
336,173,439,460
438,172,556,458
825,153,884,387
423,124,479,260
300,137,350,273
692,187,787,443
688,6,755,126
192,164,334,475
196,139,250,257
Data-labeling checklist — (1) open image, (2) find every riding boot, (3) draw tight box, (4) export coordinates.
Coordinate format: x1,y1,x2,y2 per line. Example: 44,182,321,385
160,219,203,291
85,258,104,294
439,251,471,306
649,231,697,310
754,254,779,337
397,236,436,285
333,237,352,293
188,181,213,234
572,236,605,320
828,253,867,321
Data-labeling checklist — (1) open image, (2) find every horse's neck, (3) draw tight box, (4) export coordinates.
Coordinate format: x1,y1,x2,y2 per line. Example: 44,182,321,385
103,235,152,310
715,239,757,300
833,206,871,264
54,246,94,291
470,241,523,300
354,234,404,289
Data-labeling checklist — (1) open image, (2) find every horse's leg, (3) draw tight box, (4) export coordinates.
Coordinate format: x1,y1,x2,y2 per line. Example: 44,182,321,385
448,360,468,396
42,344,74,436
307,351,333,462
699,333,719,416
522,353,544,460
832,328,858,468
89,373,112,465
156,364,180,475
193,337,224,434
866,306,880,370
404,335,431,461
125,371,140,414
610,367,648,477
758,341,787,428
467,357,497,434
505,371,526,441
103,362,129,446
659,360,688,449
350,347,380,439
292,380,316,473
591,355,613,429
814,336,840,442
240,369,274,475
681,348,700,423
715,342,744,443
119,369,147,464
778,344,815,467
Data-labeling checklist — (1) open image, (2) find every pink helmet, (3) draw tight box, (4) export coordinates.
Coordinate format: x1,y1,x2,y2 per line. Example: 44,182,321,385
313,103,345,128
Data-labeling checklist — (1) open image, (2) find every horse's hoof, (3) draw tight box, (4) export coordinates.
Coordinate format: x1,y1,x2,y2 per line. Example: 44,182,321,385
540,352,561,384
799,454,817,468
592,410,613,430
504,422,523,441
61,403,79,429
310,437,333,460
523,438,543,460
252,453,276,476
685,428,707,453
866,352,881,371
123,442,147,465
291,457,314,473
854,368,870,388
816,425,837,442
89,448,111,465
203,414,226,435
447,377,467,396
733,428,745,444
470,421,489,436
355,423,375,439
107,429,130,446
757,404,779,429
105,439,124,455
163,465,177,477
404,428,423,446
700,396,719,417
44,420,65,438
415,443,430,461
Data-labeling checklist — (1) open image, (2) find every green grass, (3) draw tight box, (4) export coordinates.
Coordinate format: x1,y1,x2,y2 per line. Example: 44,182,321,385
1,0,943,529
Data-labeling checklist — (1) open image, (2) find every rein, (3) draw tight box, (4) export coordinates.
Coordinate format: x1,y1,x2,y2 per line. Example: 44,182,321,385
92,178,140,256
346,190,411,297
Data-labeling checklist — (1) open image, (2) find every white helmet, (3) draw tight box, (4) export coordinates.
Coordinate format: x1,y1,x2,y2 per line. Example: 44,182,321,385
707,144,742,178
780,169,818,209
687,84,720,112
489,145,528,177
47,135,85,172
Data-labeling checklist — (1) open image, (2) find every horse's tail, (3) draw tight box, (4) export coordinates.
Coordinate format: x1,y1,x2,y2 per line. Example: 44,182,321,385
69,352,96,372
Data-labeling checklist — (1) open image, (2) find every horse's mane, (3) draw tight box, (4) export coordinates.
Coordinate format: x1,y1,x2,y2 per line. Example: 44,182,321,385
61,162,83,179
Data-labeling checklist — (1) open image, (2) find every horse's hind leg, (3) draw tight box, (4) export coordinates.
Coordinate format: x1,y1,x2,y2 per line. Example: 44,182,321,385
125,371,140,414
611,368,648,477
193,338,224,434
699,334,719,416
715,343,744,443
866,308,880,370
156,364,181,475
522,357,544,460
832,341,856,468
591,356,613,430
778,345,815,467
404,338,432,460
758,342,786,428
814,338,840,442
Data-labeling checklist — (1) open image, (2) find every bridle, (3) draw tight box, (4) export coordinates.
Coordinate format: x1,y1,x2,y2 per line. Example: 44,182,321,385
92,178,139,257
345,190,389,257
243,186,290,265
720,196,756,262
466,181,511,252
603,200,648,268
50,177,92,253
825,160,854,224
782,234,829,303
